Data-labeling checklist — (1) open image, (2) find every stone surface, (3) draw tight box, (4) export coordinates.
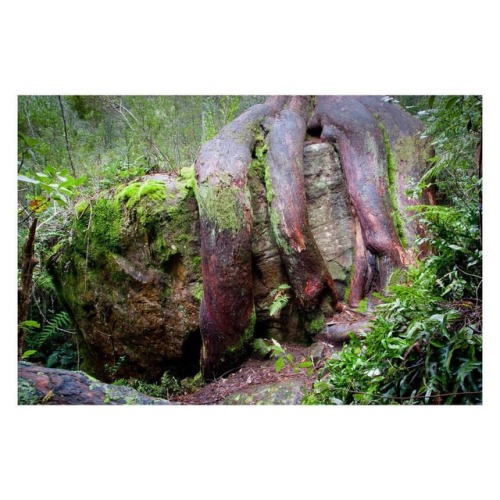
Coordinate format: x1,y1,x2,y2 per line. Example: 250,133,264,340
18,362,172,405
221,379,307,405
49,172,203,382
303,143,355,299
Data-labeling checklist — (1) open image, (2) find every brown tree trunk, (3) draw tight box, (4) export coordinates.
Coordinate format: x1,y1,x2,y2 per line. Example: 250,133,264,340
265,96,342,313
18,217,38,359
195,96,286,379
194,95,431,378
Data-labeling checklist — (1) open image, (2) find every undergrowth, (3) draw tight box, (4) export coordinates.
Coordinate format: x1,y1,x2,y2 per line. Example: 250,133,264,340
303,96,482,405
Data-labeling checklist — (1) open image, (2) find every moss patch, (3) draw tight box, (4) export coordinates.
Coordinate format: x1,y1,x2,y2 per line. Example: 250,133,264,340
304,312,325,336
225,305,257,358
196,182,247,233
18,379,40,405
115,180,166,209
378,121,408,248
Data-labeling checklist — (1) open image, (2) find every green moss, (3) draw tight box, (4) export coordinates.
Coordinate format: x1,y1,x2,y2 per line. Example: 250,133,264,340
18,378,40,405
72,197,123,264
306,313,325,335
196,182,247,233
191,281,204,302
378,121,408,249
226,305,256,356
75,199,90,216
263,161,275,205
178,165,197,198
192,256,202,272
269,208,293,255
356,298,368,313
115,180,166,209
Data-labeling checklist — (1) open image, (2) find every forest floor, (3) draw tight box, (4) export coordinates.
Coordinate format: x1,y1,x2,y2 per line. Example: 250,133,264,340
170,308,367,405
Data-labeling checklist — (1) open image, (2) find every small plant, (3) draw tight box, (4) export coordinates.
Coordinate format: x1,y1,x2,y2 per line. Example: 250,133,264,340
114,370,183,399
105,355,127,379
269,283,291,317
254,338,314,375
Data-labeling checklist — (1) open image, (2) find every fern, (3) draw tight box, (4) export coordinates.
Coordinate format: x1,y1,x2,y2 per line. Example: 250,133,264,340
33,311,72,348
269,284,291,317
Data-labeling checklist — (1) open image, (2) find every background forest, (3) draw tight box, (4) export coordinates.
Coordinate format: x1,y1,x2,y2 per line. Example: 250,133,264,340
17,95,482,404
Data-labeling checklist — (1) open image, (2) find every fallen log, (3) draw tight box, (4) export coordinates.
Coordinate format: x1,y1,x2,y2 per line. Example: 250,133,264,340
317,318,373,344
18,362,172,405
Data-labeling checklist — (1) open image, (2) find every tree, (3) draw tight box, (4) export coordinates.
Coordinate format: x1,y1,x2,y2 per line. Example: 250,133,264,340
194,95,432,378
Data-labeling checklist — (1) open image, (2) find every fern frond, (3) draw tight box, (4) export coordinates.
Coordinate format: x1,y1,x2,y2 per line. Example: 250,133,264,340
34,311,72,348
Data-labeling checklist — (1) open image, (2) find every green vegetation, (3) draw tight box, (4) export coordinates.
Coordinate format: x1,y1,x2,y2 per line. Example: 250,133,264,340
378,120,408,247
196,182,248,233
268,283,291,317
304,96,482,405
17,95,482,406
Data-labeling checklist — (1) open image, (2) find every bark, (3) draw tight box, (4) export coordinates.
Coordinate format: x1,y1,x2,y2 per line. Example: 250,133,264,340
266,96,342,312
18,362,172,405
318,318,372,344
195,95,430,378
309,96,410,297
18,217,38,359
195,96,286,378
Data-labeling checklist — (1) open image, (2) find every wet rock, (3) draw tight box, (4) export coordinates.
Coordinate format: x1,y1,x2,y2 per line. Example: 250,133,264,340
221,379,307,405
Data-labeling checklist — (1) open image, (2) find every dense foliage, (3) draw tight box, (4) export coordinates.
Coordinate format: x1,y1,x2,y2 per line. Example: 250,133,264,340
303,96,482,404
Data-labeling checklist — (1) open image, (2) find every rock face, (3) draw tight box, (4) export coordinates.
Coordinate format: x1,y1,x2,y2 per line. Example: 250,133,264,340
18,361,172,405
49,143,374,381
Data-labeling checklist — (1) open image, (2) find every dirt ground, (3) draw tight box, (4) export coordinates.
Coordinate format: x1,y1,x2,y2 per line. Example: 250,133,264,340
171,308,367,405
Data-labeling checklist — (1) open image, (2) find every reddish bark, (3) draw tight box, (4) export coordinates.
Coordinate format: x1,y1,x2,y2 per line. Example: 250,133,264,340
348,215,368,307
195,97,285,379
195,95,429,377
309,96,408,293
266,96,342,312
358,96,434,250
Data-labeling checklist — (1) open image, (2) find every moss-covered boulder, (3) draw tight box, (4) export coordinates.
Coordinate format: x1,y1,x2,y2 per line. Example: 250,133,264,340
49,170,202,382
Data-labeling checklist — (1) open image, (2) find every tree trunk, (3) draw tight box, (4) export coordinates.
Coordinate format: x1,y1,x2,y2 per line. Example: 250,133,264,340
18,362,172,405
195,95,431,378
18,217,38,359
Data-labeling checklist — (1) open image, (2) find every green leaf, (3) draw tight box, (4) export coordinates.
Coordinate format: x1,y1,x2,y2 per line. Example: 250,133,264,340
18,174,39,184
22,350,37,359
448,244,465,251
275,357,285,373
297,361,313,368
19,320,41,329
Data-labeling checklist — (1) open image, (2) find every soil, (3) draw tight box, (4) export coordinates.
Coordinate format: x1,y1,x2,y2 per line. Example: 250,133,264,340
170,307,368,405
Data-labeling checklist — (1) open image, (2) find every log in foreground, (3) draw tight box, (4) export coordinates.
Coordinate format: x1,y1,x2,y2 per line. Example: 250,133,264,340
18,362,171,405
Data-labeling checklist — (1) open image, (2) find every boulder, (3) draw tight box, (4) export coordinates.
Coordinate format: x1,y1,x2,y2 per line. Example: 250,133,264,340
48,144,360,381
